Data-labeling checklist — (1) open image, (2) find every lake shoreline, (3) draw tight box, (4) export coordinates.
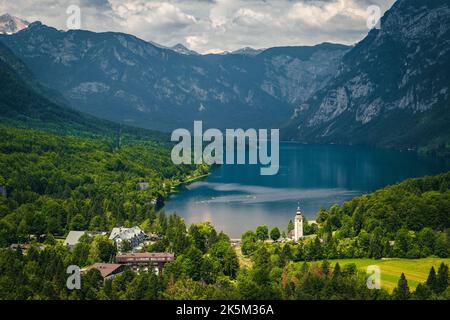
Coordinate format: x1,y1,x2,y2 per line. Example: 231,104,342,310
164,143,450,238
172,172,211,190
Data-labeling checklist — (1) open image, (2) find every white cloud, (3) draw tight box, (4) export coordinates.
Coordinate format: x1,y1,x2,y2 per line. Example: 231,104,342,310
110,1,197,29
288,0,369,27
186,34,208,49
0,0,396,53
233,8,273,27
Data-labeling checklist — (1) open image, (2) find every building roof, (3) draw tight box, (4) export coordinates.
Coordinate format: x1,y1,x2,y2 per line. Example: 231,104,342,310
109,226,144,242
116,252,175,262
87,263,123,278
63,231,86,246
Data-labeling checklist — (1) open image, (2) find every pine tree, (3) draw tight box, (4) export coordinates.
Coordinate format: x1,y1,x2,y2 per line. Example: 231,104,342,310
332,263,341,280
393,273,410,300
279,243,292,266
300,261,309,276
426,266,437,292
413,283,431,300
321,260,330,277
310,236,323,260
252,246,271,286
436,263,449,294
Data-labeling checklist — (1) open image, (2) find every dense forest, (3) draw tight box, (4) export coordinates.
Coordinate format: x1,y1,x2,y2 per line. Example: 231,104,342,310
1,161,449,299
0,125,207,246
313,172,450,259
241,172,450,262
0,214,448,300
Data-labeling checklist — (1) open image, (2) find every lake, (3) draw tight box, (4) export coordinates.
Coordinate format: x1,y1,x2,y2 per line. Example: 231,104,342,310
164,143,450,238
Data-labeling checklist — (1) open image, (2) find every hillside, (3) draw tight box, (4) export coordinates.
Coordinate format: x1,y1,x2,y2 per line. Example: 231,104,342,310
0,125,203,246
0,41,204,245
0,41,167,142
284,0,450,157
312,171,450,260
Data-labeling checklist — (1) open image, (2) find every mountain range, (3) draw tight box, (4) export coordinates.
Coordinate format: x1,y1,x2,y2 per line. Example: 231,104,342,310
283,0,450,155
0,0,449,156
0,13,29,35
0,40,166,142
0,21,349,131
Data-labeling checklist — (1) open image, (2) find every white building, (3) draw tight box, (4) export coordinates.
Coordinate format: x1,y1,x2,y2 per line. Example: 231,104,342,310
109,226,146,250
63,231,86,248
294,205,304,241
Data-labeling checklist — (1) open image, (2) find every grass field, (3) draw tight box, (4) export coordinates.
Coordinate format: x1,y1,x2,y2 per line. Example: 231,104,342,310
234,245,449,292
311,258,450,292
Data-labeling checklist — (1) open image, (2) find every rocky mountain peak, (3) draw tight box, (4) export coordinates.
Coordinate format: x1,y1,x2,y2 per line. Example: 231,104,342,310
231,47,264,56
0,13,29,34
0,22,349,131
170,43,199,55
284,0,450,155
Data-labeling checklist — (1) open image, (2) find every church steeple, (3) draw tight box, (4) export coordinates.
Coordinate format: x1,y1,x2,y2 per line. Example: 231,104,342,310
294,203,303,241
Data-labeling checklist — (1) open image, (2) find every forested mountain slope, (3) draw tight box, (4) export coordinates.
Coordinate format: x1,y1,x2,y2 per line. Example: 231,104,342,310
0,125,204,246
284,0,450,157
0,42,166,142
0,42,203,246
315,171,450,259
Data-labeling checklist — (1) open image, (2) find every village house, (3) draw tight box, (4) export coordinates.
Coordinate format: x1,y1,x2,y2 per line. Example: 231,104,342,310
63,230,107,248
115,252,175,274
63,231,87,248
9,243,45,252
84,263,125,280
109,226,146,251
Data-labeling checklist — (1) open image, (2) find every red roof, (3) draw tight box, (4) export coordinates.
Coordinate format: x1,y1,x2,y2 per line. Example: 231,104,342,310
88,263,123,278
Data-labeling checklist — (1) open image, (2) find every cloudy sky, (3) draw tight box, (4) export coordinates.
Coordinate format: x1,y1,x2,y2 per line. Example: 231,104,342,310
0,0,395,53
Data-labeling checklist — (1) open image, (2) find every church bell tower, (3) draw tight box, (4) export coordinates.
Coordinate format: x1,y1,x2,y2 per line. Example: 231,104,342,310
294,205,303,241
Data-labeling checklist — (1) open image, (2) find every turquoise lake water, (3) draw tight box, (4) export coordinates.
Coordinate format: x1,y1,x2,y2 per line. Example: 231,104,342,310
165,143,450,237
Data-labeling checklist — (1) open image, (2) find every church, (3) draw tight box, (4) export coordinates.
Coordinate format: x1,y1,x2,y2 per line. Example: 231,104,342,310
288,205,304,242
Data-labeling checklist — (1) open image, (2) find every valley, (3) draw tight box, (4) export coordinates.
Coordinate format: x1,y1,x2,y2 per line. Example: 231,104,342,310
0,0,449,302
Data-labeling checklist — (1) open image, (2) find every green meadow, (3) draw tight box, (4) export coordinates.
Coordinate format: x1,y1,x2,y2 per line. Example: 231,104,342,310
312,258,450,292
